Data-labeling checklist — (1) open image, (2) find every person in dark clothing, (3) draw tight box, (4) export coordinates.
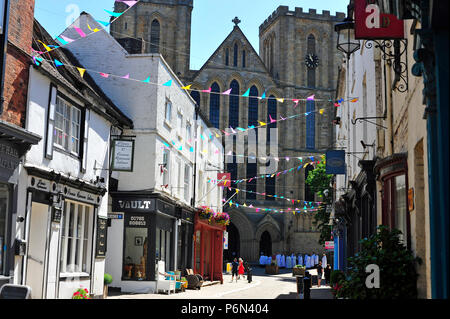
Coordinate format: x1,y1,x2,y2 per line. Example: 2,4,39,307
231,258,239,283
324,264,332,286
317,261,323,287
244,261,252,283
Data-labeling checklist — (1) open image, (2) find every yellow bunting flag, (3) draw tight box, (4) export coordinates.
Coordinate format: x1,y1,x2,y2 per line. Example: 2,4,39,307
38,40,52,52
319,109,325,115
87,24,100,32
181,85,192,90
77,67,86,78
276,98,285,103
258,121,267,126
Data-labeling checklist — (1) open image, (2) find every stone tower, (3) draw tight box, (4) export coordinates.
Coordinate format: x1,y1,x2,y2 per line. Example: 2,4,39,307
110,0,193,80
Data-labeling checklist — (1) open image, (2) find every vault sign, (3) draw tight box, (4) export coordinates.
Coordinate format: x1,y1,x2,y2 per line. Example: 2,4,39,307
112,197,155,212
354,0,404,39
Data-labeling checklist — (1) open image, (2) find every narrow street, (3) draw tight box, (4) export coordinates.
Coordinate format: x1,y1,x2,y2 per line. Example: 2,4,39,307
107,267,333,300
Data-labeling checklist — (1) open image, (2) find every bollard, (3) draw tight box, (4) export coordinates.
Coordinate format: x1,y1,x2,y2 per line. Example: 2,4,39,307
303,276,312,299
296,275,304,299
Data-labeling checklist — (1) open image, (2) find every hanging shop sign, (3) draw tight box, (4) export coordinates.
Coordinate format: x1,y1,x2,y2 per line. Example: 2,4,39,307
217,173,231,187
354,0,404,39
223,231,228,250
111,139,135,172
326,150,346,175
95,216,108,258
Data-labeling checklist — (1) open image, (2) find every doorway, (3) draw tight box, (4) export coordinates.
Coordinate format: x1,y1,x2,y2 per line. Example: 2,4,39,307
25,202,50,299
223,222,240,262
259,231,272,256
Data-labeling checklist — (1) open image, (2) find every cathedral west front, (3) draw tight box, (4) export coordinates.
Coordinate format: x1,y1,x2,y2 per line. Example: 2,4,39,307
110,0,346,263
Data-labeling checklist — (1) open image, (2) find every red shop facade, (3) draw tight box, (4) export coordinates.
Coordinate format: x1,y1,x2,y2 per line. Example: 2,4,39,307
193,209,226,284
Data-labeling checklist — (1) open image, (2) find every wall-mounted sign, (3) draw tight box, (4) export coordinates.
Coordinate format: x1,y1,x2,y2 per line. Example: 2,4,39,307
95,217,108,258
354,0,404,39
325,241,335,250
223,231,228,250
112,197,155,212
125,214,150,228
217,173,231,187
326,150,346,175
111,139,135,172
0,140,21,181
108,213,124,220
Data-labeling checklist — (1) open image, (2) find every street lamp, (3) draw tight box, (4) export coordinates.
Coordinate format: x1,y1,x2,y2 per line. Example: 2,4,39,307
335,17,360,59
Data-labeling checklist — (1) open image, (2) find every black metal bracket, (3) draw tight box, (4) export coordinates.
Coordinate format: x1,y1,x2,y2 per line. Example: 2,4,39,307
351,117,387,129
364,39,409,93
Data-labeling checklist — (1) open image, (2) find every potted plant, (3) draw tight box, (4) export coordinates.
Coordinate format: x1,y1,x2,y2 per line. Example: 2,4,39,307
72,288,91,299
292,265,306,276
198,206,214,222
265,259,279,275
103,273,113,299
213,212,230,226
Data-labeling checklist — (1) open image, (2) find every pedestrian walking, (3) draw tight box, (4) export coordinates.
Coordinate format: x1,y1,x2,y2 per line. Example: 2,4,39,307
324,264,331,286
238,258,245,280
231,258,239,282
317,261,323,287
244,261,252,283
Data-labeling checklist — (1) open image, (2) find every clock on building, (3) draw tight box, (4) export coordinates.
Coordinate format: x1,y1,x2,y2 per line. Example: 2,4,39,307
305,54,319,69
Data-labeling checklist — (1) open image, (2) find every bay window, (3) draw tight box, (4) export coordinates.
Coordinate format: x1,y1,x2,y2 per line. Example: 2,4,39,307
60,201,93,275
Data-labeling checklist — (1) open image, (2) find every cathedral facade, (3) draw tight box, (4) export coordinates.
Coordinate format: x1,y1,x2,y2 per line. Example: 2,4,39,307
111,0,346,262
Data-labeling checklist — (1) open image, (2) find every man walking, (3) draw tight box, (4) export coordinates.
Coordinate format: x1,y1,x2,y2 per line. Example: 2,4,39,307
231,258,239,283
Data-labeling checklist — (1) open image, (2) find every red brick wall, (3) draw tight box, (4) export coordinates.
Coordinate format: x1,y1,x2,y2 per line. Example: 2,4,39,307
1,0,35,127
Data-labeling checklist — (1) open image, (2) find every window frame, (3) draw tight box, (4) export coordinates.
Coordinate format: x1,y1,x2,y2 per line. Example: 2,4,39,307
165,100,172,124
59,200,94,278
54,94,82,157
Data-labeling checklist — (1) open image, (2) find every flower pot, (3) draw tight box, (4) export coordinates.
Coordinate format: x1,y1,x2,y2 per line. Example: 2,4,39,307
265,265,279,275
293,268,306,276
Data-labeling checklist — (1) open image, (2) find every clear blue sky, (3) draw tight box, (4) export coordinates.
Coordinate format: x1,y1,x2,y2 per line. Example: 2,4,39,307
34,0,348,70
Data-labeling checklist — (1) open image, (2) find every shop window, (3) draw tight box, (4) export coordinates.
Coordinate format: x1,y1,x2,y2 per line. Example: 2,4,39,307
162,148,170,187
382,173,409,244
195,230,201,271
123,214,149,281
54,96,81,155
60,202,92,275
0,184,10,276
156,228,172,272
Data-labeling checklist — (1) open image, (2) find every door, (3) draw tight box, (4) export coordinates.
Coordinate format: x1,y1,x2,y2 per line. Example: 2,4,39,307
25,202,50,299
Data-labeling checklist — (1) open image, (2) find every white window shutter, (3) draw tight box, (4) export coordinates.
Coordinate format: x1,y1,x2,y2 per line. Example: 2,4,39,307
81,109,90,173
45,84,57,160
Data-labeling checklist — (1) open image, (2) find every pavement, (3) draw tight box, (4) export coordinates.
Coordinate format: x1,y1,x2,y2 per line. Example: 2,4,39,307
107,265,333,300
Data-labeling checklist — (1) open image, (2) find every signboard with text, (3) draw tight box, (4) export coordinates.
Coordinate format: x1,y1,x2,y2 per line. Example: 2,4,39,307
354,0,404,39
326,150,346,175
217,173,231,187
111,139,135,172
325,241,335,250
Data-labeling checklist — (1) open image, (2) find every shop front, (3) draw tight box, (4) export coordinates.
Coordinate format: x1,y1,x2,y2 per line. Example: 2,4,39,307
193,208,227,283
107,192,187,293
21,166,106,299
0,121,40,288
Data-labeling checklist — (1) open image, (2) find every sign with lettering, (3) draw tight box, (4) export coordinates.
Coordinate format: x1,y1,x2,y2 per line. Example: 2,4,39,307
326,150,346,175
325,241,335,250
95,217,108,258
0,140,21,181
354,0,404,39
111,139,135,172
223,231,228,250
125,214,150,228
217,173,231,187
112,198,156,212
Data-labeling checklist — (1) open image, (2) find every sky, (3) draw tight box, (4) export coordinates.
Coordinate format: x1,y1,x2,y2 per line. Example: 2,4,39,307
34,0,348,70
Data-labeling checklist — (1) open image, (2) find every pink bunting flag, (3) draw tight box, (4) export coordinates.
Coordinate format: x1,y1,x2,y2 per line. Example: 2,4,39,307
222,130,230,136
60,35,75,43
307,95,315,101
202,88,211,93
269,115,276,123
221,88,232,95
74,27,86,38
100,73,109,78
119,0,138,7
121,73,130,79
255,208,260,213
292,99,300,108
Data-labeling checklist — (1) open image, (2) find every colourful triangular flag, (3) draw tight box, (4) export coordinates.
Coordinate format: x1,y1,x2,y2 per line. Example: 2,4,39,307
121,73,130,79
276,98,284,103
221,88,232,95
163,79,172,87
181,84,192,90
87,24,100,33
38,40,52,52
104,9,123,18
258,121,267,126
242,88,250,97
97,20,111,27
74,27,86,38
100,73,109,78
77,67,86,78
202,87,211,93
54,59,64,67
142,76,151,83
307,95,315,101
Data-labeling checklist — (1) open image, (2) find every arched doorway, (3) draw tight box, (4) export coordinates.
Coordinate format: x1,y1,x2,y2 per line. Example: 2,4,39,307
259,231,272,256
224,222,240,262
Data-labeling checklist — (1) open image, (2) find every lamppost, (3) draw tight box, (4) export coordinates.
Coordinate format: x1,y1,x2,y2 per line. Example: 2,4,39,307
334,17,360,60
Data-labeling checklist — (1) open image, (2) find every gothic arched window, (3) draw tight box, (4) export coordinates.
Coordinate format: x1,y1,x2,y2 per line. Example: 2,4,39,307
307,34,316,87
248,86,259,127
229,80,240,128
306,99,315,149
225,48,229,66
305,164,315,201
242,50,246,68
265,160,276,201
267,95,277,144
209,82,221,128
150,19,160,53
233,43,238,67
246,161,257,200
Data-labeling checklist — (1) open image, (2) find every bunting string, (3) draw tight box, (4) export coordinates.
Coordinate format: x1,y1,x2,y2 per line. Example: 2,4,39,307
225,199,322,214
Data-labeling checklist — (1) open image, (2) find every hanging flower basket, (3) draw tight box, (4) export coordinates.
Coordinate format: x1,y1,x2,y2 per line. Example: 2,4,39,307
198,206,214,222
213,212,230,226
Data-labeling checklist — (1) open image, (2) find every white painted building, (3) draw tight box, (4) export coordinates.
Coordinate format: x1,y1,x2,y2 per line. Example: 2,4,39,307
60,13,224,294
13,20,133,299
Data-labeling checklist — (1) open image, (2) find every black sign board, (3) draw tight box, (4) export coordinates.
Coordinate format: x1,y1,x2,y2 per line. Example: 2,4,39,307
0,140,21,182
95,217,108,258
112,197,155,212
125,213,150,228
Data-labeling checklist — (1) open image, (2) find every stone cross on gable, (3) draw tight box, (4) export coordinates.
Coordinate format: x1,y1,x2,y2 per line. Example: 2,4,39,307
232,17,241,26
